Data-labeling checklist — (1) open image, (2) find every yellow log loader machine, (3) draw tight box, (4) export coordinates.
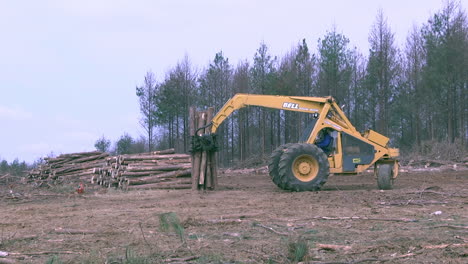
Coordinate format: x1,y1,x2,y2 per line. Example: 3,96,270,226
205,93,399,191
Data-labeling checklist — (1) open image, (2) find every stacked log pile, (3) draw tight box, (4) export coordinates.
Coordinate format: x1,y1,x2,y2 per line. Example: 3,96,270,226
92,149,192,190
190,107,218,190
28,149,193,190
28,151,109,185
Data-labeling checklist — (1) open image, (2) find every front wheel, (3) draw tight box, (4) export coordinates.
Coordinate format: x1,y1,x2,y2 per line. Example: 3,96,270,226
376,163,395,190
268,143,294,188
278,143,329,191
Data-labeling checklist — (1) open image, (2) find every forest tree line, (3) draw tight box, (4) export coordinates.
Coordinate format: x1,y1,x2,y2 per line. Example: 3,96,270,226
129,2,467,166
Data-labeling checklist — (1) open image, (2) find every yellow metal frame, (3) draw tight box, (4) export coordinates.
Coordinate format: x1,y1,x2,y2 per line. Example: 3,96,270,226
210,93,398,174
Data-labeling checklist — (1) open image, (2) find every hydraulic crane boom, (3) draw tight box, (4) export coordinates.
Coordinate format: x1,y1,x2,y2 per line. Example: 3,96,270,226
211,93,357,136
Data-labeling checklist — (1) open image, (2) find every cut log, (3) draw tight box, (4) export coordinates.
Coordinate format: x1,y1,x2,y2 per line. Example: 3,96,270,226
52,162,106,175
54,169,95,178
126,181,192,190
56,151,103,158
205,107,214,189
126,169,191,185
122,159,191,166
122,171,170,177
192,110,205,190
64,153,109,164
189,106,197,190
210,151,218,188
199,111,208,186
50,153,109,168
120,154,190,161
147,149,176,155
125,164,191,172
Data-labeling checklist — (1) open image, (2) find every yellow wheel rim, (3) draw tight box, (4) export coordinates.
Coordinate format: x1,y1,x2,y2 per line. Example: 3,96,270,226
292,154,319,182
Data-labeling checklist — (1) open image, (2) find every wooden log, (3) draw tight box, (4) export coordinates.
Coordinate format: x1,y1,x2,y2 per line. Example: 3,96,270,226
127,177,180,186
199,155,207,187
125,180,192,190
49,152,108,168
49,156,107,170
56,174,94,183
65,153,109,164
54,169,95,178
120,154,190,161
46,158,73,168
56,151,103,158
123,159,191,166
125,164,191,172
121,171,163,177
126,169,191,185
211,151,218,189
126,183,192,190
205,107,214,189
43,156,67,162
139,178,191,185
198,111,208,186
121,167,190,177
92,167,111,174
120,159,191,166
52,162,107,175
189,106,196,190
192,110,203,190
132,149,176,155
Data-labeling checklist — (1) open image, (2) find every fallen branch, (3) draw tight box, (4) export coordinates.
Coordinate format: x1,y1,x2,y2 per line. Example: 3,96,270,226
218,213,262,219
429,225,468,230
206,219,243,224
379,200,448,206
51,228,99,234
138,222,152,250
316,243,352,251
352,253,419,263
164,256,199,262
252,222,289,236
423,243,468,249
9,251,80,256
311,216,417,222
407,189,467,198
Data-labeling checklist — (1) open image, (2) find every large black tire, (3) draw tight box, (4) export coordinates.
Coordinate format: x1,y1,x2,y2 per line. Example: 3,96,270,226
377,164,394,190
278,143,329,191
268,143,295,188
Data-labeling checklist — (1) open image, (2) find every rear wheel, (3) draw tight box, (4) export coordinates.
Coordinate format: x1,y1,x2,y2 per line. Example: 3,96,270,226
376,163,394,190
268,143,295,188
278,143,329,191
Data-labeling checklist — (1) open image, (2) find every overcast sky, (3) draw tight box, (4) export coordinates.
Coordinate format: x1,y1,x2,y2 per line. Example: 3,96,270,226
0,0,457,163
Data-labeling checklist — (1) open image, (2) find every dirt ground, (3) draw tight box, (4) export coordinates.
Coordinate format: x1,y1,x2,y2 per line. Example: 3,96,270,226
0,168,467,263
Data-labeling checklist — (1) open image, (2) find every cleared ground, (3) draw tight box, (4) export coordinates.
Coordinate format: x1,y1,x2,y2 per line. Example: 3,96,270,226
0,168,467,263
